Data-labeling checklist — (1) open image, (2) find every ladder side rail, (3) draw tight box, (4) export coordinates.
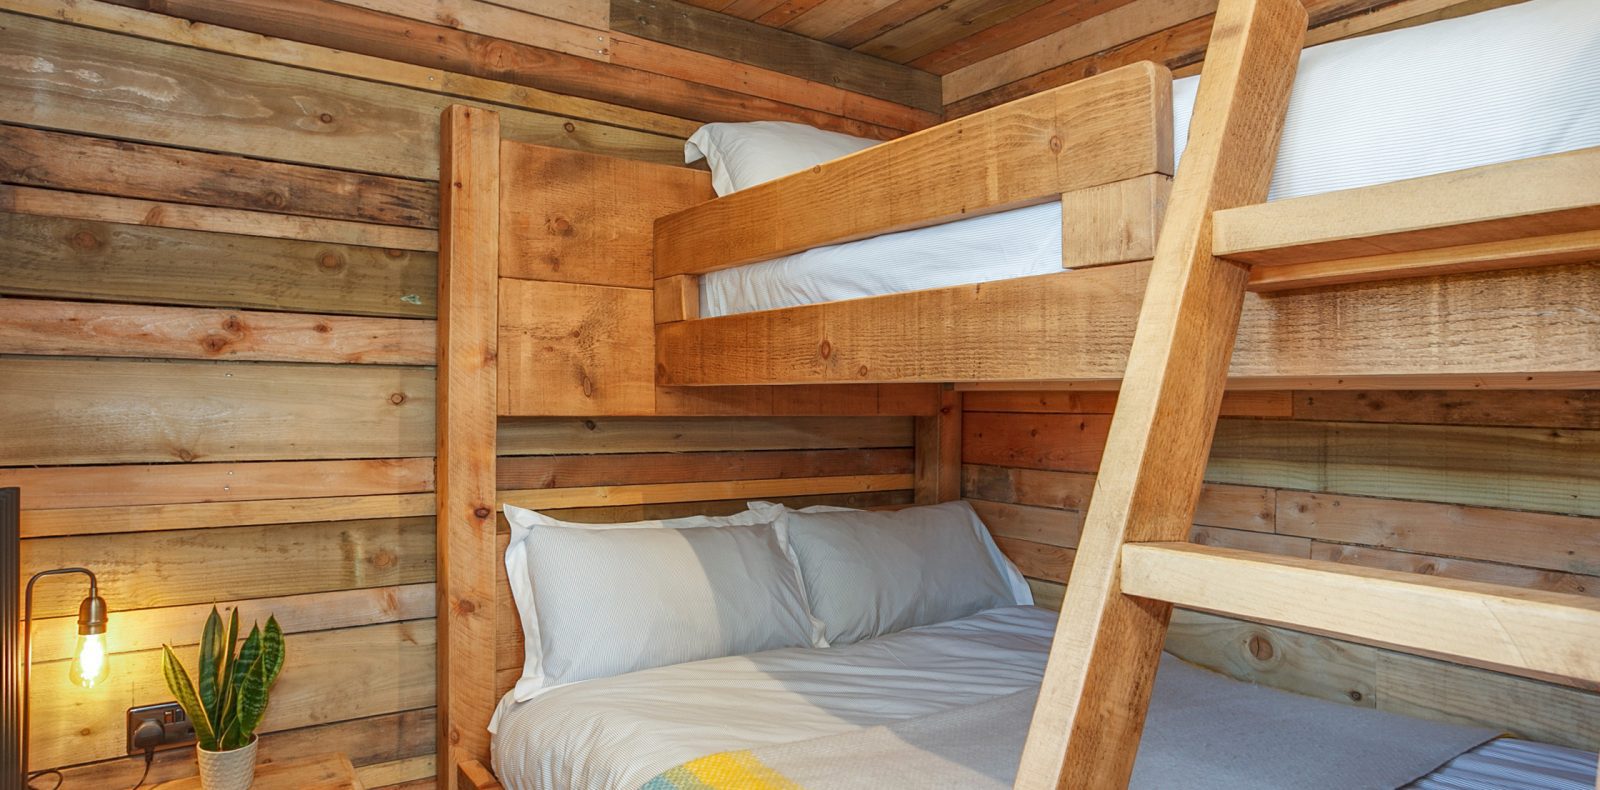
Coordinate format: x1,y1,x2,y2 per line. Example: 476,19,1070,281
1013,0,1307,787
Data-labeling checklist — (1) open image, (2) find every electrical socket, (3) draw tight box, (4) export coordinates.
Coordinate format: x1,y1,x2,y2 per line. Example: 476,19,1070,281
126,702,195,754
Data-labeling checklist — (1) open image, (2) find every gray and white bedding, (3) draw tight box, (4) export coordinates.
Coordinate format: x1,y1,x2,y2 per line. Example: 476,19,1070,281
699,0,1600,318
489,606,1599,790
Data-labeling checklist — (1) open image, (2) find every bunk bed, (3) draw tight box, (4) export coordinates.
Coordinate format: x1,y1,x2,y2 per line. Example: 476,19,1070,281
434,0,1600,787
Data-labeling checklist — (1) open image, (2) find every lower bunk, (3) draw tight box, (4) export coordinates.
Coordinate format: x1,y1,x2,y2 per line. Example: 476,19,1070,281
487,605,1597,790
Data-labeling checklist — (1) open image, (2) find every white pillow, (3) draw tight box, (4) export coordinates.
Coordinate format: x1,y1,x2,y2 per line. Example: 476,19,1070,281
502,505,824,701
685,121,878,196
758,501,1032,645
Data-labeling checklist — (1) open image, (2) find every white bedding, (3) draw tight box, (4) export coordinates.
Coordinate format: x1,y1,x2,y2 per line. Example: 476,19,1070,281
700,0,1600,318
489,606,1598,790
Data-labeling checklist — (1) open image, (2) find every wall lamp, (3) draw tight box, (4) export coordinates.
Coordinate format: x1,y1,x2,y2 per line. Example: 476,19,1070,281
4,488,112,790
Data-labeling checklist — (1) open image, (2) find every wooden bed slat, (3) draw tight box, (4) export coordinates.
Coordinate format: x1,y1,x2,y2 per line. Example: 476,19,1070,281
1122,543,1600,688
653,62,1172,278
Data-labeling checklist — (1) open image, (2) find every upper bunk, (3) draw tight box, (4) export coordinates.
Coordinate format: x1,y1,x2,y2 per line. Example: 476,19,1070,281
649,0,1600,391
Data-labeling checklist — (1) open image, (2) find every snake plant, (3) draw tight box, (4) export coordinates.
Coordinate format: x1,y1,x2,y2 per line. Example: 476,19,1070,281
162,607,285,751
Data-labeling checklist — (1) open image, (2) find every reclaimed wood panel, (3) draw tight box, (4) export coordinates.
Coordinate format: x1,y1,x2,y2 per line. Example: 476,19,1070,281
501,474,911,508
19,517,434,618
55,708,434,788
0,124,438,228
0,458,433,511
0,214,436,318
499,142,712,288
0,11,681,178
21,494,434,539
1278,491,1600,575
1312,543,1598,600
610,0,941,110
498,416,913,454
1165,609,1380,708
1376,651,1600,751
27,620,435,770
498,280,656,415
496,448,913,488
0,298,435,365
0,358,434,465
1292,390,1600,429
960,390,1293,417
963,465,1274,532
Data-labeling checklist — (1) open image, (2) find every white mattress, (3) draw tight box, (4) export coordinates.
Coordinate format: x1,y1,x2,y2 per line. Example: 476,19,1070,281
700,0,1600,317
489,606,1598,790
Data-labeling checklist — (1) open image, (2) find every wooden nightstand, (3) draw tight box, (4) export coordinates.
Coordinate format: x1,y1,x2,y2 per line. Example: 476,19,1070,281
153,753,365,790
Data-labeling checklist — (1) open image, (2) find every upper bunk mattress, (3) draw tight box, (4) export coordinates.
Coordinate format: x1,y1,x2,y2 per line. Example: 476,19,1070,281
700,0,1600,318
488,606,1599,790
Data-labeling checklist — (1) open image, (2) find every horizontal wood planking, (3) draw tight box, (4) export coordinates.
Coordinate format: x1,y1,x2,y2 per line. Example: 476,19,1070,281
654,383,940,416
497,448,913,488
0,185,437,250
21,516,434,618
498,279,656,415
992,535,1075,582
658,258,1600,391
1312,544,1597,600
964,410,1600,517
358,755,438,789
610,0,941,110
1278,491,1600,576
961,390,1293,417
1209,419,1600,517
28,584,434,664
0,124,438,228
0,214,437,318
28,620,435,770
963,465,1274,532
0,458,433,511
1165,609,1380,708
20,493,434,538
654,64,1170,277
498,416,913,454
1376,651,1600,751
0,0,694,139
91,0,911,138
1292,390,1600,429
905,0,1137,75
0,10,684,178
55,708,435,788
0,298,435,365
943,0,1395,115
1,358,434,465
500,473,911,509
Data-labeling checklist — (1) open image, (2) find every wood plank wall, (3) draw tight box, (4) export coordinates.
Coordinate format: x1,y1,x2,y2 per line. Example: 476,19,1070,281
0,1,934,787
965,389,1600,751
941,0,1531,117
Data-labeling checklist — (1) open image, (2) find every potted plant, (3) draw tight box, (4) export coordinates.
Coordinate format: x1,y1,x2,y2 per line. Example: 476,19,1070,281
162,607,285,790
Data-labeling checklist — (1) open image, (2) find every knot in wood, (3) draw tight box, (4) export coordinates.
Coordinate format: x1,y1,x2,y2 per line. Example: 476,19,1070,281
563,122,577,133
1247,633,1274,661
548,215,575,236
319,113,334,124
1048,135,1063,154
69,229,102,251
318,251,345,271
818,339,832,359
389,392,407,405
474,507,491,519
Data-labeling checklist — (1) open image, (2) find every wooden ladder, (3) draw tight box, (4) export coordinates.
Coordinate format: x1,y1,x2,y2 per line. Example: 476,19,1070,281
1014,1,1600,788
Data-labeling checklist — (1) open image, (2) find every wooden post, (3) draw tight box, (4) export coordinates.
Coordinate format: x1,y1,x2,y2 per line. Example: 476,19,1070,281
436,104,500,789
914,388,962,504
1013,0,1305,787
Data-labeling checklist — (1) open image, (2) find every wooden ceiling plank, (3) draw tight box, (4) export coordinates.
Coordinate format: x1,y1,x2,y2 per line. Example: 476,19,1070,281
910,0,1137,75
852,0,1054,65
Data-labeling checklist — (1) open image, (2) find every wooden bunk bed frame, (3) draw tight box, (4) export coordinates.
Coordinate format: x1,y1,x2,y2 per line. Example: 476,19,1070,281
439,0,1600,786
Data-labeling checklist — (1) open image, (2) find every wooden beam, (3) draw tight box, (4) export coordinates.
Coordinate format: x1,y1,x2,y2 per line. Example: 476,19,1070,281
435,105,500,787
0,298,435,365
1216,146,1600,273
1014,0,1304,786
654,63,1172,277
1122,542,1600,687
0,124,437,228
500,473,912,509
610,0,941,111
1061,174,1170,268
656,262,1600,387
654,275,701,323
913,389,962,503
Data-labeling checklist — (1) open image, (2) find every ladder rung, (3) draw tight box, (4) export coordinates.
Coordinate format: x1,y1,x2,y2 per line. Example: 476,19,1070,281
1214,146,1600,290
1120,542,1600,686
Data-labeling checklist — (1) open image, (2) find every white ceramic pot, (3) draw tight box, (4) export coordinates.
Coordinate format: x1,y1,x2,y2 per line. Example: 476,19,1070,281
195,736,258,790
